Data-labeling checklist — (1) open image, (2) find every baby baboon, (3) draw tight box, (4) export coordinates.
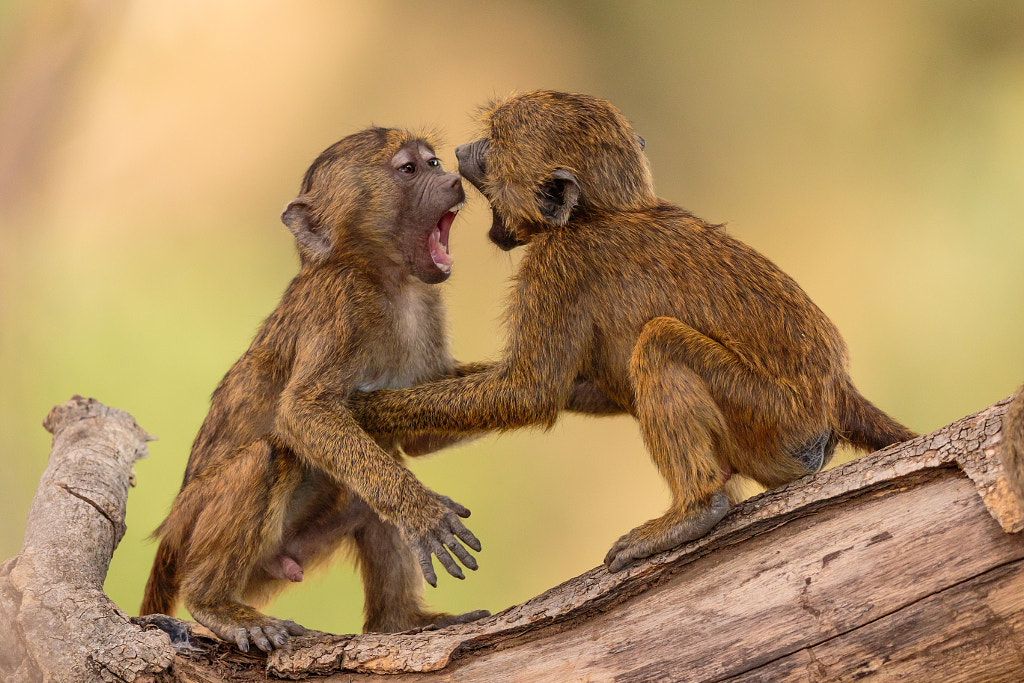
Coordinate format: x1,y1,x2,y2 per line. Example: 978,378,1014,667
349,91,916,573
141,128,488,652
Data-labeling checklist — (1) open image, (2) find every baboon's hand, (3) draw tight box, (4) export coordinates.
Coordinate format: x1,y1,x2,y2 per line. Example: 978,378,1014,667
403,493,482,587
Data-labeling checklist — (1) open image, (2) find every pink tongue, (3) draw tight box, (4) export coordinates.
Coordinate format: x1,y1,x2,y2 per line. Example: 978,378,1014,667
430,211,455,272
429,229,453,271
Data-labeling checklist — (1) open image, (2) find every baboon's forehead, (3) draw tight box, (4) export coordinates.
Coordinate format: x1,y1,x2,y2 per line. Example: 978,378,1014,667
333,128,434,162
301,128,437,192
374,129,439,158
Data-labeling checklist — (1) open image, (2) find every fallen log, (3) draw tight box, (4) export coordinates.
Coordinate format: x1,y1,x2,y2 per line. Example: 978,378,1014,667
2,391,1022,682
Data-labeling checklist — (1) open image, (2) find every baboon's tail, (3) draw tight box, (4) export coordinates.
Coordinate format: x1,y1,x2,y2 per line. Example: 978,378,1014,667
839,382,917,452
140,535,180,616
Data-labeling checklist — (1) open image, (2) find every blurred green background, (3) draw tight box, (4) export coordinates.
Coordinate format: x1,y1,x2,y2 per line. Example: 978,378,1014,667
2,1,1022,636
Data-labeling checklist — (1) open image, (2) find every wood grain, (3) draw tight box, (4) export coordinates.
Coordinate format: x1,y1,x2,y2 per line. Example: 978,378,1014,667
321,470,1022,682
264,397,1024,679
0,396,172,682
4,393,1024,682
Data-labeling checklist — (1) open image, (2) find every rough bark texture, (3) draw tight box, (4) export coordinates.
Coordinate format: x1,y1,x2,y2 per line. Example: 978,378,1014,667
0,396,173,682
2,392,1024,682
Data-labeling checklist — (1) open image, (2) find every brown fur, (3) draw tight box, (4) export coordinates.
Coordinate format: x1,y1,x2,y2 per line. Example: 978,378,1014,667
141,127,487,652
349,91,916,573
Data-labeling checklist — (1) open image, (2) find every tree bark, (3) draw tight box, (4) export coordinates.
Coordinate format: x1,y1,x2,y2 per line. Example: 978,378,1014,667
2,391,1023,682
0,396,172,682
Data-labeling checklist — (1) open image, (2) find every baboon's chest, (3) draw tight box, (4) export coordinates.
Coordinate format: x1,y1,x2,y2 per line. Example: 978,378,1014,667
358,289,445,391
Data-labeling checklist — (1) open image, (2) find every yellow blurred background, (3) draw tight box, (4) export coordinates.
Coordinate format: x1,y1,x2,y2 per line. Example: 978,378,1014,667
1,1,1022,636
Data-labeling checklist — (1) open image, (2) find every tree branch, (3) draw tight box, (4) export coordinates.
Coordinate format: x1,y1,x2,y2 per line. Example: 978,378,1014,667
0,396,172,682
2,392,1023,682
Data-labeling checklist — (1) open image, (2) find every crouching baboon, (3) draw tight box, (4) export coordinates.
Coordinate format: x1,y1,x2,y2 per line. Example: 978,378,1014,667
349,91,916,573
141,128,488,652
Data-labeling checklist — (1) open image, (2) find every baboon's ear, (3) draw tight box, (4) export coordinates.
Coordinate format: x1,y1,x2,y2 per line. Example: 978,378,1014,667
281,199,332,256
537,168,580,226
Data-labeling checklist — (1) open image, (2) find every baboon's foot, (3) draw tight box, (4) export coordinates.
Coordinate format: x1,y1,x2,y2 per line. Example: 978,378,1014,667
604,492,728,573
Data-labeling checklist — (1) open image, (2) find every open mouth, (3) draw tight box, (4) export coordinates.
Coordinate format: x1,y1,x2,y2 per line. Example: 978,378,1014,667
429,201,462,274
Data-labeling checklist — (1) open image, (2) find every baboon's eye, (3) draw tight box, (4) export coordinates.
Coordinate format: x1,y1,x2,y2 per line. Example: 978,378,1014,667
399,162,416,174
428,158,442,168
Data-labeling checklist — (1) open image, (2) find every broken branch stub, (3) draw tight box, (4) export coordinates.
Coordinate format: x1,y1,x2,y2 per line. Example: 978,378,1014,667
0,396,172,683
